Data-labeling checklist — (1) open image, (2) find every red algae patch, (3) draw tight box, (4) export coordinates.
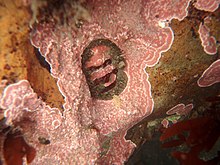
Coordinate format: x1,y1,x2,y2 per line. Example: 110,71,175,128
3,131,36,165
160,116,220,164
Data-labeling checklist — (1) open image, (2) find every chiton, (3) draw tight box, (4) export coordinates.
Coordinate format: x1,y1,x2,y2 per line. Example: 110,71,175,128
81,39,128,100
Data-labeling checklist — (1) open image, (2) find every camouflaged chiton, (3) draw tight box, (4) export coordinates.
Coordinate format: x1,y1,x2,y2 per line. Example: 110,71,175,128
81,39,128,100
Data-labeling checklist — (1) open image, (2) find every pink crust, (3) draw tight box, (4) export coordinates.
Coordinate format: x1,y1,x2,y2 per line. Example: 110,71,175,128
194,0,220,12
197,59,220,87
198,17,217,55
1,0,191,164
0,80,62,129
166,103,194,115
0,81,101,164
161,119,169,128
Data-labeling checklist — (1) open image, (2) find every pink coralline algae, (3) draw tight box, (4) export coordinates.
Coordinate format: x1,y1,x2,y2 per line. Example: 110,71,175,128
198,17,218,55
161,119,169,128
1,80,62,129
0,0,210,164
1,80,101,164
194,0,220,12
166,103,194,116
197,59,220,87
